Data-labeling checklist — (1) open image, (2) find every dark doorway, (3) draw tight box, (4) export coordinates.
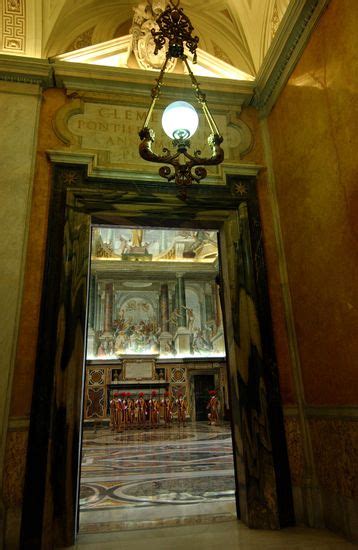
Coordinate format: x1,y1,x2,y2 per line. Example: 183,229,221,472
20,166,294,548
194,375,215,420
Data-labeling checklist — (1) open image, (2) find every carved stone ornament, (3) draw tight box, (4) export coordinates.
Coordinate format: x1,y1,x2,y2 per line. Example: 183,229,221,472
131,1,177,72
2,0,25,51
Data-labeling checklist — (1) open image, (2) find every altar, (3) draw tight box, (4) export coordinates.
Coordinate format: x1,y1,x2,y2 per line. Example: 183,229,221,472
84,356,228,422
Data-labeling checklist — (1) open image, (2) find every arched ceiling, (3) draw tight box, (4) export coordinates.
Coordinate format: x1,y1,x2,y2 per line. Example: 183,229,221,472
43,0,291,78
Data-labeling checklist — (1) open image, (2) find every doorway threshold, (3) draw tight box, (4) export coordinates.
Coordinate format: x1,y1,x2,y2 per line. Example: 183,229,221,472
80,503,237,533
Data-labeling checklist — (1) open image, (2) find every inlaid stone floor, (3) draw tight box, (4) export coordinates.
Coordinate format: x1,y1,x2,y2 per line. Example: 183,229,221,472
79,422,237,533
72,523,357,550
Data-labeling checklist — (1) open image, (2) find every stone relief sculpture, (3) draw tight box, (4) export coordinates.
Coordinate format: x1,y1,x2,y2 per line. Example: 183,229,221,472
131,0,177,72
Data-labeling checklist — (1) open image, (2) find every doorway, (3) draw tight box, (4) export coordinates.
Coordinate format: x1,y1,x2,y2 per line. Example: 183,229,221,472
79,224,237,533
194,375,215,420
21,166,294,548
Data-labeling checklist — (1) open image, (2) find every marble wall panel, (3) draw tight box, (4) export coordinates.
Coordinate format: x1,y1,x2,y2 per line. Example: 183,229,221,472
0,81,41,491
257,169,296,405
267,0,358,406
3,430,28,507
310,416,358,541
9,89,67,419
2,89,73,548
284,415,304,487
309,418,358,499
239,107,297,407
284,411,358,540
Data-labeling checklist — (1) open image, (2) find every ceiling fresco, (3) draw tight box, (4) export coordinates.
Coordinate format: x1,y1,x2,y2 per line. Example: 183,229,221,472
93,227,219,263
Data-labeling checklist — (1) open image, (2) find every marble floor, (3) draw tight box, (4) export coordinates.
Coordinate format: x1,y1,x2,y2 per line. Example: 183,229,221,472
79,422,237,533
70,522,357,550
76,423,356,550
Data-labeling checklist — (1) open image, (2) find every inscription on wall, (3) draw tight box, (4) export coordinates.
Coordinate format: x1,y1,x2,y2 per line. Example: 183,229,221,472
66,102,252,169
124,361,153,380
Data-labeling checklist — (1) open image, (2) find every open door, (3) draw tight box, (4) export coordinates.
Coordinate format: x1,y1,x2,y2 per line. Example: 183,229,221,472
21,165,294,548
20,180,92,547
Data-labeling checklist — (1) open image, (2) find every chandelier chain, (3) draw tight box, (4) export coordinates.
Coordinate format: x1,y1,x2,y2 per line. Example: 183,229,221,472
138,0,224,200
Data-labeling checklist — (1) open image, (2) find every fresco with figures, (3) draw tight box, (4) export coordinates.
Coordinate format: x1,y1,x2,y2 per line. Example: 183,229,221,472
86,227,226,360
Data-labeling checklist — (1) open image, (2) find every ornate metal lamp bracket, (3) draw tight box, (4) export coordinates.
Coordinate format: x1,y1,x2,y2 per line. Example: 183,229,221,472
138,0,224,200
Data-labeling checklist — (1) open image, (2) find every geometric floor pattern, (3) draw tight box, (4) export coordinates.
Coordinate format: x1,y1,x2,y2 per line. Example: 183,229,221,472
79,422,237,533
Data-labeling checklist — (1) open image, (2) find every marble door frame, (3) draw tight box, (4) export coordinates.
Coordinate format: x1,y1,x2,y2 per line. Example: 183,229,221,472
20,164,294,548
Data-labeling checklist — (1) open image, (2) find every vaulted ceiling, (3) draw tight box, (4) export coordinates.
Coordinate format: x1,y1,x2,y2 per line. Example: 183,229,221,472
43,0,291,78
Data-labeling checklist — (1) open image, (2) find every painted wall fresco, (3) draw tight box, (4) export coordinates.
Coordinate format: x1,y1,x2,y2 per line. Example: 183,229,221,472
93,227,218,262
87,227,226,360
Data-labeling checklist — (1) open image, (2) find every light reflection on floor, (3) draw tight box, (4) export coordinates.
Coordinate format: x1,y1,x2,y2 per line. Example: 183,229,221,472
79,422,237,533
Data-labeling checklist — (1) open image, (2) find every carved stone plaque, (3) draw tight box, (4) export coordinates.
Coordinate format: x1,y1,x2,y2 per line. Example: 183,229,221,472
62,102,252,166
124,359,154,380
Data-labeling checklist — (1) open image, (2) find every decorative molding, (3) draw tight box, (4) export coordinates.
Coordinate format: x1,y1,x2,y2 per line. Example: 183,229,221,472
55,34,132,68
232,120,254,159
0,0,331,116
52,97,83,146
52,60,255,107
46,149,263,185
8,416,30,431
271,1,280,39
54,25,254,81
212,42,233,67
65,27,94,53
284,405,358,420
253,0,331,115
306,406,358,420
283,405,300,417
2,0,25,53
0,54,53,87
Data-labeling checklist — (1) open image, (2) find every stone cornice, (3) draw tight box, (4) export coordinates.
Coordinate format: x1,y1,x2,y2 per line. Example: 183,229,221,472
52,60,255,107
92,260,218,278
0,54,53,87
253,0,331,116
0,1,331,114
284,404,358,419
47,150,263,185
8,416,30,431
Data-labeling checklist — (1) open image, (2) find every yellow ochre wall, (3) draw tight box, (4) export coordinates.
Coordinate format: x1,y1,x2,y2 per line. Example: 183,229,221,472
266,0,357,539
1,84,298,545
1,0,357,544
268,0,357,406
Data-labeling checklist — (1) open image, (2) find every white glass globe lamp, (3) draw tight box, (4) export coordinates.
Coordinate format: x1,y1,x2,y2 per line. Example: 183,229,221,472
162,100,199,141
